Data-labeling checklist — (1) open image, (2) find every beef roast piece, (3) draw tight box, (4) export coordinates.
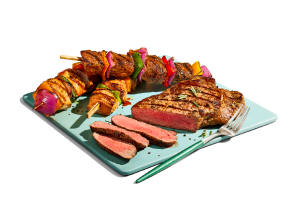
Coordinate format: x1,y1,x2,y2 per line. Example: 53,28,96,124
142,55,167,83
132,76,245,132
109,51,135,79
174,63,193,81
93,133,137,159
112,115,178,147
90,121,149,150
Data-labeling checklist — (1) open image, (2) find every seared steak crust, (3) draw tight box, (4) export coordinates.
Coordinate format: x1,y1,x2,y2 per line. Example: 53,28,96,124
132,76,245,132
142,55,167,83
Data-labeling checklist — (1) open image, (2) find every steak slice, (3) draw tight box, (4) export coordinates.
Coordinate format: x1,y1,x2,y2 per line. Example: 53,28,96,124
93,133,137,159
90,121,149,150
132,76,245,132
112,115,178,147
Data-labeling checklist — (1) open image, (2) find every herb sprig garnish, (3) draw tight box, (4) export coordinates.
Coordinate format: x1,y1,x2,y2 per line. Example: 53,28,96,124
193,102,199,107
190,87,199,97
178,95,187,99
199,130,207,138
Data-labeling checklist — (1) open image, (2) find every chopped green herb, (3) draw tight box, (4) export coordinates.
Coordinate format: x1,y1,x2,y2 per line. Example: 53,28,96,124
193,102,199,107
71,99,80,104
209,131,212,135
178,95,187,99
190,87,198,97
199,130,207,138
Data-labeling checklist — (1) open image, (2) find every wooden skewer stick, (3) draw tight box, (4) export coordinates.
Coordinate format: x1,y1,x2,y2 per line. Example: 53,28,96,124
33,102,45,110
60,55,82,61
87,102,100,119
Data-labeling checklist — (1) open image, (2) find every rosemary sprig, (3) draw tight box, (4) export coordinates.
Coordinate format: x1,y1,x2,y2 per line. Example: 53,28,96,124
199,130,207,138
178,95,187,99
190,87,199,97
193,102,199,107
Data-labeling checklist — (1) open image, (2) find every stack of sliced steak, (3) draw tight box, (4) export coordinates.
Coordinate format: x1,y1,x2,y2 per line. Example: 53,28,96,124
90,116,178,159
132,76,245,132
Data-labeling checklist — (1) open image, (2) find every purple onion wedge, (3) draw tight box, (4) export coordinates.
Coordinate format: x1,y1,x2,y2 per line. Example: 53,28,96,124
106,52,115,79
34,89,58,116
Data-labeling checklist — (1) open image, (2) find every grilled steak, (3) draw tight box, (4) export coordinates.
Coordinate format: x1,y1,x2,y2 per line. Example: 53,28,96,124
112,115,177,147
132,76,245,132
174,62,193,81
87,88,119,116
142,55,167,83
90,121,149,149
109,51,134,79
93,133,137,159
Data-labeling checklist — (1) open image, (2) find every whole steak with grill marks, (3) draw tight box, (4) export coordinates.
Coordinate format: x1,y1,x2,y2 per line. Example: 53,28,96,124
131,76,245,132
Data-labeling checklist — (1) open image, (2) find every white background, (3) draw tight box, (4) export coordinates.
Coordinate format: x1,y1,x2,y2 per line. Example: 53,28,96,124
1,0,295,199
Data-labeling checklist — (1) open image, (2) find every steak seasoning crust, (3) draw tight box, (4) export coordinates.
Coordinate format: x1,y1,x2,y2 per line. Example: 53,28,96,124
131,76,245,132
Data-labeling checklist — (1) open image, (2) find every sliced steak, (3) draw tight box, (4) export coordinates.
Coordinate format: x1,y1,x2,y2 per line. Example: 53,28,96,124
93,133,137,159
90,121,149,149
142,55,167,83
132,76,245,132
111,115,177,147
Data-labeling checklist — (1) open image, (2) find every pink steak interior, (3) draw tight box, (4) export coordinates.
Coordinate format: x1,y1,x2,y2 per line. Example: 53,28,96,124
132,108,198,132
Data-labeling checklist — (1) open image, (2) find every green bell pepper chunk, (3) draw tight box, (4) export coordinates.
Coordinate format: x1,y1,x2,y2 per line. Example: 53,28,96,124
96,83,110,90
60,75,77,98
110,90,122,105
96,83,122,105
131,52,144,81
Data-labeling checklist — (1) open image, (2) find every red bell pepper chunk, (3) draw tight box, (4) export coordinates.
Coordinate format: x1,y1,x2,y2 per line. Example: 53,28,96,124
162,56,175,87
